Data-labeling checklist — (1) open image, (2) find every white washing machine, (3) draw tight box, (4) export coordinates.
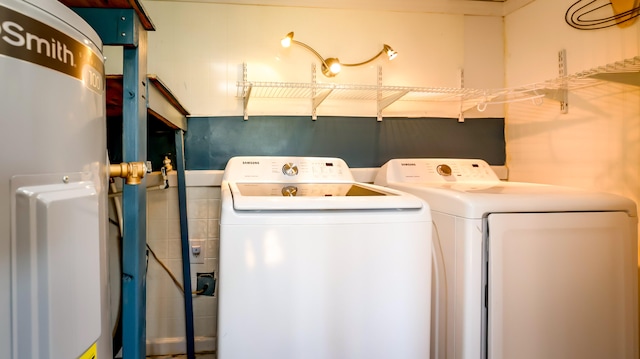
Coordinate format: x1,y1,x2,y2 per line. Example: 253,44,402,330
374,158,638,359
218,156,432,359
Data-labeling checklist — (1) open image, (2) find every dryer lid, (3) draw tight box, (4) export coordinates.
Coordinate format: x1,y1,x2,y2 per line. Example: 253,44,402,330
385,181,637,218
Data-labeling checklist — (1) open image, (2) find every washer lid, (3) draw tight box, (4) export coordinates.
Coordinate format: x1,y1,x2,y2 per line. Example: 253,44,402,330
228,182,425,211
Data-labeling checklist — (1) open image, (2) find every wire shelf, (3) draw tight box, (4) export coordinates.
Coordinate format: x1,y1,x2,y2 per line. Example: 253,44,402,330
237,55,640,120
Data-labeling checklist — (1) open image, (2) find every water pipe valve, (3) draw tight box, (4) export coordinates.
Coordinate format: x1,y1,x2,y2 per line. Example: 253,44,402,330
159,155,173,189
162,155,173,172
109,161,147,185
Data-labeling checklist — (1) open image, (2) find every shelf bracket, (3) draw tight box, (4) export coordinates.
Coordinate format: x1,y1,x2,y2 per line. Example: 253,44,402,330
310,63,336,120
313,89,333,119
243,84,252,120
379,90,409,117
242,62,252,120
377,66,383,121
376,66,410,121
535,88,565,103
558,49,568,114
458,68,465,122
311,63,317,120
376,66,384,122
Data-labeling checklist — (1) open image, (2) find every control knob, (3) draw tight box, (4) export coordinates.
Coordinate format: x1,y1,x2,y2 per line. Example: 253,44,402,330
281,185,298,197
436,164,452,176
282,163,299,176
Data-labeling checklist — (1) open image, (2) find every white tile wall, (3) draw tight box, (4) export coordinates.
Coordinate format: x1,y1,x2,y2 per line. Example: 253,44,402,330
146,185,221,355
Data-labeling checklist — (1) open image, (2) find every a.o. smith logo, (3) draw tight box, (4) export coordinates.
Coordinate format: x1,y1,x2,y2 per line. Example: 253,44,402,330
242,161,260,165
0,4,104,93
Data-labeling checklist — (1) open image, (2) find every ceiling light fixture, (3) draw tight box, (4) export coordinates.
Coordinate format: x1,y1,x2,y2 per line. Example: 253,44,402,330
281,32,397,77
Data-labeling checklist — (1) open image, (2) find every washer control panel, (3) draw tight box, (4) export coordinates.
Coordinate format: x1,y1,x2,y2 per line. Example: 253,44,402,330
223,156,354,183
436,164,452,176
377,158,500,184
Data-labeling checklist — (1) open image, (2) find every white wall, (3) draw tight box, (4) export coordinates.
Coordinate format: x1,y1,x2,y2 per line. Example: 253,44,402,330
504,0,640,336
132,0,504,118
504,1,640,224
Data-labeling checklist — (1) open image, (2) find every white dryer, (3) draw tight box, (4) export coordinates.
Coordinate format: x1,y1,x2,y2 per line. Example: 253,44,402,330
218,156,433,359
375,158,638,359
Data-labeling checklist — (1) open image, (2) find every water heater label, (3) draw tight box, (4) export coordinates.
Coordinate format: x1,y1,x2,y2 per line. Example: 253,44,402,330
79,342,97,359
0,4,104,93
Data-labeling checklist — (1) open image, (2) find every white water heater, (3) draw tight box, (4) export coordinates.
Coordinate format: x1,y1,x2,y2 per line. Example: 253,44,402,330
0,0,111,358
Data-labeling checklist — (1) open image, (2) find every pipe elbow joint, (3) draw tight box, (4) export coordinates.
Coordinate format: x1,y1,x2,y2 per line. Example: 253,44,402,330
109,162,147,185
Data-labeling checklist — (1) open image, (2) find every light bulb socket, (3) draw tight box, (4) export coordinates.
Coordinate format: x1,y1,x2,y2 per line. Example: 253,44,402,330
322,58,341,77
384,44,398,60
281,32,294,47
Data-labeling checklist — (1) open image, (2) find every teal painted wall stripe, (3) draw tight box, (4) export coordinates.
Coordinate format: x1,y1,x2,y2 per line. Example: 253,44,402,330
184,116,505,170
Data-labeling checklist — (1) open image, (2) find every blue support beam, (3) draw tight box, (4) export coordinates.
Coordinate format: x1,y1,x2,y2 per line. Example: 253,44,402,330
121,16,148,359
68,7,150,358
67,8,140,46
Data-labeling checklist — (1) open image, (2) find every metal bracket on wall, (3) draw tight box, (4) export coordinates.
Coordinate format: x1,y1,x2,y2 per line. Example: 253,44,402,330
558,49,569,114
311,63,333,120
458,68,465,122
377,66,409,122
242,63,252,120
535,49,570,113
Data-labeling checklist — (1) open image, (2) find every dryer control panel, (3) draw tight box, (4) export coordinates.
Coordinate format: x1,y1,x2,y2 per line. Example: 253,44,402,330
222,156,354,183
376,158,500,184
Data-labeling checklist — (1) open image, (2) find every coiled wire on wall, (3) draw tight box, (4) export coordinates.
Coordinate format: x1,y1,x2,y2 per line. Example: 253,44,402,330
565,0,640,29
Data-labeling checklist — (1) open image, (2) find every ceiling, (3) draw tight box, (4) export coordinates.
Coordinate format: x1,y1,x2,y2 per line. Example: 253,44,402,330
146,0,530,16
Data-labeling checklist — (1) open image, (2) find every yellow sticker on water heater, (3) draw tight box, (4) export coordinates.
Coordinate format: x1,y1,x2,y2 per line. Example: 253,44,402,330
78,342,97,359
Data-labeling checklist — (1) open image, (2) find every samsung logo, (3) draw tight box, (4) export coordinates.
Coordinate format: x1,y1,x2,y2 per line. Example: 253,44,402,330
242,161,260,165
400,163,416,166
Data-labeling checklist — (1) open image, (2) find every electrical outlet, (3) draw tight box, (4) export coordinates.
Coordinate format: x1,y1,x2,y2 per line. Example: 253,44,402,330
196,272,216,296
189,240,204,264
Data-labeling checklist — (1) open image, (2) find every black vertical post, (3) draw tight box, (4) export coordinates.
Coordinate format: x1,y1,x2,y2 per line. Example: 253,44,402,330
176,129,196,358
